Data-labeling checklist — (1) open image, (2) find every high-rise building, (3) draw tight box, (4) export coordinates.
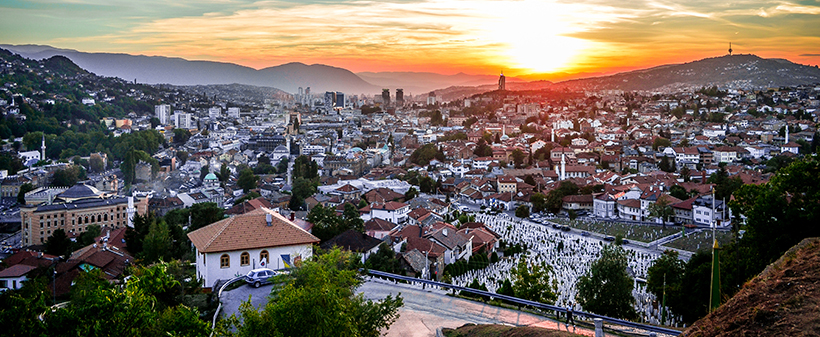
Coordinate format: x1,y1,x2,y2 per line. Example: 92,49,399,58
498,72,506,91
208,107,221,120
174,112,193,129
427,91,436,106
382,89,391,106
324,92,336,112
227,107,240,119
396,89,404,106
155,104,171,125
335,92,345,109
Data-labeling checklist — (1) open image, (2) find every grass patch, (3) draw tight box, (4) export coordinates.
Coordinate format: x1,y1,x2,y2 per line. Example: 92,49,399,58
662,230,733,252
551,218,680,243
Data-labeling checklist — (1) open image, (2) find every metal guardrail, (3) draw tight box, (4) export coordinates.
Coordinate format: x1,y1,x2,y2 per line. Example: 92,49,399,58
210,276,244,337
366,269,681,336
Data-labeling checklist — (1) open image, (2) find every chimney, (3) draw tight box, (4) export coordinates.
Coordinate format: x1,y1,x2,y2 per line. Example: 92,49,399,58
290,212,295,221
443,228,448,237
266,213,272,226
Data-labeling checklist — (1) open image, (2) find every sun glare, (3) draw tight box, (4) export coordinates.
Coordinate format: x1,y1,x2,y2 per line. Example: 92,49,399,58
483,1,589,74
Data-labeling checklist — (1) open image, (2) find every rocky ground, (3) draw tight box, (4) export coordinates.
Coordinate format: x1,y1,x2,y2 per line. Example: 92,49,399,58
681,237,820,337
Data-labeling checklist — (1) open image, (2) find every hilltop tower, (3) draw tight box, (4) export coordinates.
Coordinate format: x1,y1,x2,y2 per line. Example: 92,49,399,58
728,42,733,56
498,72,506,91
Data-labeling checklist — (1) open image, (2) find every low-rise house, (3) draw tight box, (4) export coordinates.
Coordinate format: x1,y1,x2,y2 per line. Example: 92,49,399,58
187,208,319,289
364,218,398,240
320,229,383,263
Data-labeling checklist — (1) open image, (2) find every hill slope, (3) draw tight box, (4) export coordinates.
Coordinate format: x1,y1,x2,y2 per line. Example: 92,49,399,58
680,237,820,337
553,54,820,91
0,44,377,94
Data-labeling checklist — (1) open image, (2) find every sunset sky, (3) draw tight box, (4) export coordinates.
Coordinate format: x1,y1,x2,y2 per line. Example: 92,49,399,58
1,0,819,79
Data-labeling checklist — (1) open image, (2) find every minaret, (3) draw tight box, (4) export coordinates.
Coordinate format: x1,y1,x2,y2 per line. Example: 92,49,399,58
40,135,46,161
785,125,790,143
728,42,733,56
560,153,566,181
551,129,555,143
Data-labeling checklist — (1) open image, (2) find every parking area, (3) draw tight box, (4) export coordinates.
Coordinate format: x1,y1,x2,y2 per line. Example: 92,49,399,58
219,282,274,319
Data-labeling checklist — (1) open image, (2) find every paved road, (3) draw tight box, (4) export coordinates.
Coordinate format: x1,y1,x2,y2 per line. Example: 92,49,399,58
358,278,593,337
219,282,274,319
220,278,593,337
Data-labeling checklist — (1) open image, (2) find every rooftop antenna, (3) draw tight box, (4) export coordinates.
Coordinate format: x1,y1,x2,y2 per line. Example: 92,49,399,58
728,42,733,56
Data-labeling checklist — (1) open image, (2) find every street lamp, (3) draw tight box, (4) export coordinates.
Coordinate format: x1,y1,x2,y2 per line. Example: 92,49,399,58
52,268,57,305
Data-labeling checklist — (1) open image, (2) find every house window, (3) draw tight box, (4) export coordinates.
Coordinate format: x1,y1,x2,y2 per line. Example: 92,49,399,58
240,252,250,266
220,254,230,268
260,250,269,264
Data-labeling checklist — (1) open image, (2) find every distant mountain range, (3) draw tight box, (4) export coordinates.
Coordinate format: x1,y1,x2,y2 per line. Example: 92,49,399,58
552,54,820,91
3,44,819,97
0,44,377,94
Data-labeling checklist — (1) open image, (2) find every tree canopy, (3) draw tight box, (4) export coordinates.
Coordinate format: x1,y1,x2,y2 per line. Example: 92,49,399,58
576,244,637,320
219,249,403,337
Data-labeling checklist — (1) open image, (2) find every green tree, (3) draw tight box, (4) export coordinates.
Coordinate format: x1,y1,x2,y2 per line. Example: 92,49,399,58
343,203,364,232
17,182,34,204
140,220,172,264
646,250,685,320
653,137,671,150
45,228,71,257
510,258,558,304
365,243,403,274
44,263,209,337
199,165,210,181
237,168,259,193
172,128,191,144
673,250,713,323
576,244,637,319
51,167,82,187
545,181,579,213
292,177,317,200
473,139,493,157
188,202,224,231
707,166,744,201
307,205,345,242
511,149,526,168
409,143,444,166
515,205,530,218
669,185,688,200
125,212,153,256
647,195,675,225
530,193,546,213
222,248,403,337
89,153,105,173
175,150,188,165
218,163,231,182
404,187,418,201
725,155,820,296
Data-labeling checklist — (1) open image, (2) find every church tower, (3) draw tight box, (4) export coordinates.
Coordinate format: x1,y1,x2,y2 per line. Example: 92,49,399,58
498,72,506,91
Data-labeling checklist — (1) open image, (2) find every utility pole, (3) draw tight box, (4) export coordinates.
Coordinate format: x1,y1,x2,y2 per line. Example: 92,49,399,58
661,273,667,325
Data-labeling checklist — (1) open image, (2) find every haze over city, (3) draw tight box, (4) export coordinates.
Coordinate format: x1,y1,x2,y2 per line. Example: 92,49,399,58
2,0,820,79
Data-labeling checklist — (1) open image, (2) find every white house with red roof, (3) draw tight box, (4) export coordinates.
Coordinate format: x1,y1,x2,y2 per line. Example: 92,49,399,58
368,201,410,224
187,208,319,289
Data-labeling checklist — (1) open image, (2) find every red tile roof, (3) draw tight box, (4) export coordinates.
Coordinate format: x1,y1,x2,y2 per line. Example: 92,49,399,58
187,208,319,253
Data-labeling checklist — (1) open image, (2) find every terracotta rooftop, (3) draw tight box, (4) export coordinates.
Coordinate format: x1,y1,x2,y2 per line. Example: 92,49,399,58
187,208,319,253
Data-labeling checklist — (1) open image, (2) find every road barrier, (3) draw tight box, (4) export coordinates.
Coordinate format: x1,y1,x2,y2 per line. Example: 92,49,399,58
366,269,681,336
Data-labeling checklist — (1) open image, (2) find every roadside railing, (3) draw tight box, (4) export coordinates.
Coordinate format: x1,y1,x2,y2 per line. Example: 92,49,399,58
366,269,681,336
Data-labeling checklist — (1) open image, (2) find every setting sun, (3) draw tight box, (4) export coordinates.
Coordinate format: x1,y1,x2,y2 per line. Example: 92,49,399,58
484,0,591,73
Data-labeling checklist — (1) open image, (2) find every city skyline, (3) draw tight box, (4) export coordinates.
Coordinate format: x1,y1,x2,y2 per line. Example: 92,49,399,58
1,0,819,80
